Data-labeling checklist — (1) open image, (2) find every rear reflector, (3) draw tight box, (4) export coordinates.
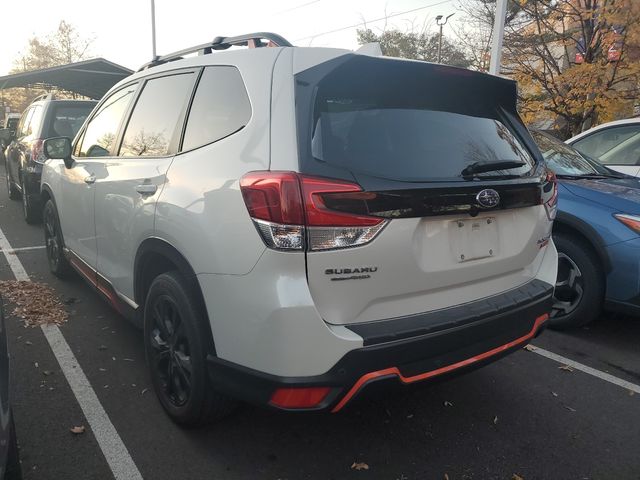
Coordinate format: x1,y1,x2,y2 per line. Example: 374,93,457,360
270,386,332,409
240,171,387,251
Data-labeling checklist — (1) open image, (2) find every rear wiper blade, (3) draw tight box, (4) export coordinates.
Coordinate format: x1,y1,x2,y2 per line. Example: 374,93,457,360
461,160,526,177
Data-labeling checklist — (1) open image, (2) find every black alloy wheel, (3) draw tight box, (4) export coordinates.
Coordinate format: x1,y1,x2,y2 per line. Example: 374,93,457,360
144,271,236,426
20,173,40,224
5,161,18,200
148,295,193,408
43,199,71,278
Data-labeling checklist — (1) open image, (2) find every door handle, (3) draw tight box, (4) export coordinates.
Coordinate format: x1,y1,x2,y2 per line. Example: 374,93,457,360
135,184,157,195
84,175,95,184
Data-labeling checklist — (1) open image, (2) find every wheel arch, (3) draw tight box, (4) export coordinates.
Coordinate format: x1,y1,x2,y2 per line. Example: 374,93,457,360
553,211,611,273
134,238,215,349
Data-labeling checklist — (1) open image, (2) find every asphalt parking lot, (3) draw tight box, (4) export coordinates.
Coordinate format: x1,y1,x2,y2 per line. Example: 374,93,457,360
0,169,639,480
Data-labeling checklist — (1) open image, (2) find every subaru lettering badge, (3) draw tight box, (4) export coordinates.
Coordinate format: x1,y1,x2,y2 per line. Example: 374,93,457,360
476,189,500,209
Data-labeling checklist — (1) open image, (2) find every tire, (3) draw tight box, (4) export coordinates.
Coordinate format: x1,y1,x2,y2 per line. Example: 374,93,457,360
43,199,72,279
5,161,18,200
549,232,604,330
5,416,22,480
20,174,40,224
144,271,236,426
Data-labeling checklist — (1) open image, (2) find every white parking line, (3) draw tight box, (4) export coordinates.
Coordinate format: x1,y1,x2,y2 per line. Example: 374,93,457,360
0,226,143,480
0,245,46,254
529,345,640,394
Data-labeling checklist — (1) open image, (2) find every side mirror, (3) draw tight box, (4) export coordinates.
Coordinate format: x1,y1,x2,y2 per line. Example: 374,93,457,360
43,137,74,169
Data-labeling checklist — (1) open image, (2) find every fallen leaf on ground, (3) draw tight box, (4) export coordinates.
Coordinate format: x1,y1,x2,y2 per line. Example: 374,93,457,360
551,391,558,397
443,401,454,407
523,344,536,351
0,280,69,327
25,340,32,345
351,462,369,471
558,365,574,372
70,426,85,434
564,405,576,412
98,345,108,351
493,415,498,425
629,390,635,396
123,358,134,362
513,475,524,480
141,388,148,395
444,474,450,480
42,370,52,376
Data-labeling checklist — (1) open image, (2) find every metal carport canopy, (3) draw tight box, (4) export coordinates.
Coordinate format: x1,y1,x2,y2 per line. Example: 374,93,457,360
0,58,133,100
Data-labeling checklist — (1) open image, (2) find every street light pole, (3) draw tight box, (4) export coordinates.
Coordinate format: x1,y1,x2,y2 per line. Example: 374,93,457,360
151,0,157,59
436,13,455,64
489,0,508,75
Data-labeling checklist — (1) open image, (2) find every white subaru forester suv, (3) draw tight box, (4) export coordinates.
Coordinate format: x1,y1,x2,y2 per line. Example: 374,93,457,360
40,33,558,425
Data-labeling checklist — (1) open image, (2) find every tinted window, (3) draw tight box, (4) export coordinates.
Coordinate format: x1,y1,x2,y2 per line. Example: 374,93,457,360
79,85,137,157
17,108,34,137
27,105,44,136
49,104,95,139
572,125,640,160
182,67,251,151
298,56,535,183
532,132,606,176
120,73,195,157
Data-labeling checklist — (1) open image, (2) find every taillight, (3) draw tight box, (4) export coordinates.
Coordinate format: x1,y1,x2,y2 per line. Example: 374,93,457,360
240,171,387,251
541,170,557,220
31,139,47,164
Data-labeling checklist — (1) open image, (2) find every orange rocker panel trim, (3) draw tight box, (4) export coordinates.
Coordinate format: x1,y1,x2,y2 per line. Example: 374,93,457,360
332,313,550,413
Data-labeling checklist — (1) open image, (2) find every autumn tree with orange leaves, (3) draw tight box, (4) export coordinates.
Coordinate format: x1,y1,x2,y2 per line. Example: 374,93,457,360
458,0,640,137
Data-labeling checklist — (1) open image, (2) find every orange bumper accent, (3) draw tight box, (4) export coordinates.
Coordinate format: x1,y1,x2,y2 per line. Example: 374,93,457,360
331,313,549,413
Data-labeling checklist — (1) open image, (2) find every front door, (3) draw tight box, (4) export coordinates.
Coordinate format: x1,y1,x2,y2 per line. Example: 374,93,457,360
62,84,139,271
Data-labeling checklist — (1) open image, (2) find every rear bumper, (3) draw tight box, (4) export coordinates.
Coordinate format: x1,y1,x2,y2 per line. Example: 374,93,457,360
206,280,553,412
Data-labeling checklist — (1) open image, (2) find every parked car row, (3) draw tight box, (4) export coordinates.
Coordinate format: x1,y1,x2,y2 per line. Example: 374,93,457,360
0,34,637,428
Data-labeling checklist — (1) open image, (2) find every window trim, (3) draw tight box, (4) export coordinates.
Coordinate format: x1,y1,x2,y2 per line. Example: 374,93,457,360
116,68,200,159
17,107,34,139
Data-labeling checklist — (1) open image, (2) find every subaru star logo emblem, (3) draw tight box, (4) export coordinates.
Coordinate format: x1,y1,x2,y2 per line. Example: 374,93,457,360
476,189,500,209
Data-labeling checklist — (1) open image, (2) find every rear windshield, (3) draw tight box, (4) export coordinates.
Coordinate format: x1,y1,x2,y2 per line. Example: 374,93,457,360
296,56,536,183
48,104,94,139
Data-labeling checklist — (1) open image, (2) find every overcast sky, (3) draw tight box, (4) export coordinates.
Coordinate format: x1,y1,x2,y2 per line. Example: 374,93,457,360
1,0,459,75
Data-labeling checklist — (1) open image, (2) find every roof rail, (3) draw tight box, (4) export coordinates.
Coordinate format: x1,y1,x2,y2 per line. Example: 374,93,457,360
138,32,293,71
31,92,55,103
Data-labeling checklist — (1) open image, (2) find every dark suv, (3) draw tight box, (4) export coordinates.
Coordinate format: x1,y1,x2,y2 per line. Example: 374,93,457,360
4,94,96,223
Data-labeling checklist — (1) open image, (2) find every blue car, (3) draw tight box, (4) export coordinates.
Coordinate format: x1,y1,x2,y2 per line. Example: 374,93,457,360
532,131,640,329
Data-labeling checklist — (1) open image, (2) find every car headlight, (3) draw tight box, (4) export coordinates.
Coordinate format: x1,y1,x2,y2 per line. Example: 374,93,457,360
614,213,640,233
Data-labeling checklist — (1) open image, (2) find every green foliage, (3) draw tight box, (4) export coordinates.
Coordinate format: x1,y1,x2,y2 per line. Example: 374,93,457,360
357,28,471,68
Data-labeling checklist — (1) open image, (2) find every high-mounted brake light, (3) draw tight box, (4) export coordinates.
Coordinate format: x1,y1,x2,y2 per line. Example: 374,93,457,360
541,170,558,221
240,172,387,251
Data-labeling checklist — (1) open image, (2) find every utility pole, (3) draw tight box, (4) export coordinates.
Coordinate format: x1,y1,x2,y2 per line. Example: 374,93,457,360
489,0,508,75
436,13,455,64
151,0,157,59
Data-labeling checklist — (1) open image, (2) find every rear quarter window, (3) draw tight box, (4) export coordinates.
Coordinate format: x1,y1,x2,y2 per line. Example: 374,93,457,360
181,66,251,151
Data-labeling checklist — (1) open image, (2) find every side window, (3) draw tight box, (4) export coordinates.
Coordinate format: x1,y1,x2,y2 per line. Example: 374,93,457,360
182,67,251,151
78,84,137,157
27,105,44,137
17,108,34,138
572,125,640,160
119,73,195,157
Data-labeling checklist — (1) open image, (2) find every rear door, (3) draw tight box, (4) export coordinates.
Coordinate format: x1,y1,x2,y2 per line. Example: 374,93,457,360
94,70,197,300
294,55,553,325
